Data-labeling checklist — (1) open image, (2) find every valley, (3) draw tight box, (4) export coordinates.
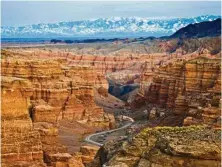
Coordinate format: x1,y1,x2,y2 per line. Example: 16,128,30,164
1,19,221,167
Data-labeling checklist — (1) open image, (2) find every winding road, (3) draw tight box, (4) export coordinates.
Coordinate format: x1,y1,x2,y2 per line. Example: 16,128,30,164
84,116,134,146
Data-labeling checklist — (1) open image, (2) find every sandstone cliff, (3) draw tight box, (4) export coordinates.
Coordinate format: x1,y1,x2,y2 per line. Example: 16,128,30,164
132,56,221,127
1,52,115,128
1,50,115,166
1,76,46,167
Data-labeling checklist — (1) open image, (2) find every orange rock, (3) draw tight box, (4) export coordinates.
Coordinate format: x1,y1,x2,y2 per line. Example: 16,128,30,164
73,145,99,165
1,50,116,166
136,56,220,125
1,76,46,166
183,117,201,126
1,53,115,129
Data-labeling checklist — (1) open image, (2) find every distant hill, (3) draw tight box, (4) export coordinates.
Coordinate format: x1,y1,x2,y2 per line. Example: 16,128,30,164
170,18,221,38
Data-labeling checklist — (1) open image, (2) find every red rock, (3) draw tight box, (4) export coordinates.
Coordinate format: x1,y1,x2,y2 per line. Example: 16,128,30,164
1,50,116,166
1,76,46,166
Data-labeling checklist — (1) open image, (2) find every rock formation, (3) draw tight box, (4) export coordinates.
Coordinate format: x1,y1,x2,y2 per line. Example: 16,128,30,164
91,126,221,167
135,56,221,126
1,76,46,167
1,50,115,166
1,34,221,166
73,145,100,166
1,53,115,129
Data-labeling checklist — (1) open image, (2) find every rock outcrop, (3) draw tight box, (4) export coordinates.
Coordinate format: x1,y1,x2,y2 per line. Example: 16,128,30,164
73,145,100,166
1,50,115,166
1,55,114,129
92,126,221,167
136,56,221,126
1,76,46,167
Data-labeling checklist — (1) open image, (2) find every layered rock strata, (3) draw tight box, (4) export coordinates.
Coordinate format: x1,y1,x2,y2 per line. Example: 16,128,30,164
1,57,114,129
2,49,170,90
1,76,46,167
1,50,115,166
73,145,100,166
137,56,221,126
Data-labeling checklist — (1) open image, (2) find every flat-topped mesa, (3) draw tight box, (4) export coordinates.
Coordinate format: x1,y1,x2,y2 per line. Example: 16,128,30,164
69,54,147,90
1,76,46,167
138,56,221,126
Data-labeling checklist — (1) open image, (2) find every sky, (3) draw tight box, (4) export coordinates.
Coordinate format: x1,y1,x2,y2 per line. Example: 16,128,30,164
1,1,221,26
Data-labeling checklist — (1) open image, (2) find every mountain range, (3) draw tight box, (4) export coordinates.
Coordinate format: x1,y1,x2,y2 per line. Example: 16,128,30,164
1,15,221,38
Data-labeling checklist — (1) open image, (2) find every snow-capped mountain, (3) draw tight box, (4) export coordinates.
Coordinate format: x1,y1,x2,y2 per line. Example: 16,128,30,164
1,15,220,38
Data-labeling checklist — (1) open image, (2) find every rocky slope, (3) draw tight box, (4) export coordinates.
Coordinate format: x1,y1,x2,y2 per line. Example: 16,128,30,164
170,18,221,38
90,126,221,167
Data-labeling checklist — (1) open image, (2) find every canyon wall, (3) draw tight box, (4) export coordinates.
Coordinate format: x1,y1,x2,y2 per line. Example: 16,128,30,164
4,48,170,86
1,76,46,167
1,54,115,129
1,50,115,166
134,56,221,127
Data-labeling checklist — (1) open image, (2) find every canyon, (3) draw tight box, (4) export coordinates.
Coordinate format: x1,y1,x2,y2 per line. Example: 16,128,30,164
1,33,221,167
1,49,116,166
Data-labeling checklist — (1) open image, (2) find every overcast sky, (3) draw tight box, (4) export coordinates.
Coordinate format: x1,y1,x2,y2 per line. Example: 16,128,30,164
1,1,221,26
